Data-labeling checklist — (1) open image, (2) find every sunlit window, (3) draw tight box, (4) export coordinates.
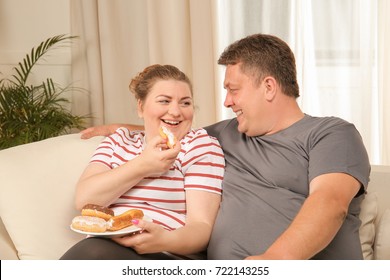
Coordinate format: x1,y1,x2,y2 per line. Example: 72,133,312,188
214,0,380,163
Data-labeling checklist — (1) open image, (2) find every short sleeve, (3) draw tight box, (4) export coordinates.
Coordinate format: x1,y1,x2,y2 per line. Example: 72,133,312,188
181,129,225,195
308,118,370,189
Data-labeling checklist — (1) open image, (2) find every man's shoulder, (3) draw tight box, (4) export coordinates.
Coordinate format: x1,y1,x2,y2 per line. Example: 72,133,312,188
204,118,237,136
302,115,356,132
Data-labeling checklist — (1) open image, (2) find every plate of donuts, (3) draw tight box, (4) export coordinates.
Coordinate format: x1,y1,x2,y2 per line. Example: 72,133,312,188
70,218,151,238
70,204,151,238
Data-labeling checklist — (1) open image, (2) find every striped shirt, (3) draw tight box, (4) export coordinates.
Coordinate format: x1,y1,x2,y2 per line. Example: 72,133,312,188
90,127,225,230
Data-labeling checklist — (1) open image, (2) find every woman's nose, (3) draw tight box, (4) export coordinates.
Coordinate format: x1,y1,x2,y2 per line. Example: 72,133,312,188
168,103,181,116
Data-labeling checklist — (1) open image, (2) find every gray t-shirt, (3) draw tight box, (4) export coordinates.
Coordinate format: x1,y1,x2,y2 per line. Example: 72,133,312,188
205,115,370,260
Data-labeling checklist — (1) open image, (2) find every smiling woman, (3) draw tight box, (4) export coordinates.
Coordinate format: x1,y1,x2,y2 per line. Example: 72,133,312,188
129,65,194,145
132,75,194,144
60,64,225,260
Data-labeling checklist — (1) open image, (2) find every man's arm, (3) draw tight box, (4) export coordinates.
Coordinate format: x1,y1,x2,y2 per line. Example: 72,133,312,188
81,120,226,140
246,172,361,260
80,124,144,139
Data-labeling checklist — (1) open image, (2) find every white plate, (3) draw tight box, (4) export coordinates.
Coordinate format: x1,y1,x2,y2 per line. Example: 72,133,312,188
70,216,152,238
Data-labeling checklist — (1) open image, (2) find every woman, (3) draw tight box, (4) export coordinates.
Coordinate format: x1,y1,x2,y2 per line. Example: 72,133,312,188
61,64,225,259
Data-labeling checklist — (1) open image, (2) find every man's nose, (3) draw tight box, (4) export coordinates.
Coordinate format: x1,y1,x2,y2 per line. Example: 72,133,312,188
224,94,233,108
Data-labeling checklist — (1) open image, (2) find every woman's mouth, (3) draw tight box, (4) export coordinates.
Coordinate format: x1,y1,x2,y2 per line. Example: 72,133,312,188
162,119,180,126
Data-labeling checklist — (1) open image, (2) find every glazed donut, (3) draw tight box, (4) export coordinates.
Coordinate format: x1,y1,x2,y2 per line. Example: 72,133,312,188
71,216,108,233
159,126,176,149
108,209,144,231
81,204,114,221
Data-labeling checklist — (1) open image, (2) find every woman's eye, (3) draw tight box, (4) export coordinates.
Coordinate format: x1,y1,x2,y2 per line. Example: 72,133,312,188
158,100,169,104
181,101,193,106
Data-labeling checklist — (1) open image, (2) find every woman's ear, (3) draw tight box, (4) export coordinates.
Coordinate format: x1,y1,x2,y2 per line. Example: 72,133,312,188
137,100,143,118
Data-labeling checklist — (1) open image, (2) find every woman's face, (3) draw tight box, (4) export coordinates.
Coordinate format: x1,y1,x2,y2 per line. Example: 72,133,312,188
138,79,194,142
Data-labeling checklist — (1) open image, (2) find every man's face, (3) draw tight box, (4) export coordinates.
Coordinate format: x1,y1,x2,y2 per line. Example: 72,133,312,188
223,63,268,136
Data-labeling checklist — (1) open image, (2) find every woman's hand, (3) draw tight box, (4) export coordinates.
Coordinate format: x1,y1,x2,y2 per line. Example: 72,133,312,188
137,135,181,177
112,219,168,254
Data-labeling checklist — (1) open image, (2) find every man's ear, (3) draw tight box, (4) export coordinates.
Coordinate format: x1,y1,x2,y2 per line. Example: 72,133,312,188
264,76,277,101
137,100,143,118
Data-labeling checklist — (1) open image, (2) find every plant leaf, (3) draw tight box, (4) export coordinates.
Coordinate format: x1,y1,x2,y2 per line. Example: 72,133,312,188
0,34,88,150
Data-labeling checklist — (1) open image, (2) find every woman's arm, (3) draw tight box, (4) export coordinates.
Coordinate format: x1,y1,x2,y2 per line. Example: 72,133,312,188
113,131,225,255
113,190,221,255
75,157,147,210
75,135,181,210
163,190,221,254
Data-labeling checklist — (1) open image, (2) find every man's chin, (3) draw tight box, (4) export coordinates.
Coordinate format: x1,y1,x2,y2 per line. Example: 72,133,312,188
237,124,247,134
238,125,258,137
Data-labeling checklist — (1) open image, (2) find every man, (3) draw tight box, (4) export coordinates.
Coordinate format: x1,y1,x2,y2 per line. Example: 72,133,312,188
81,34,370,259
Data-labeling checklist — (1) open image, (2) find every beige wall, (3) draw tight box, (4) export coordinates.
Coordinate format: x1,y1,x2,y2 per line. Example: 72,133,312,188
0,0,71,88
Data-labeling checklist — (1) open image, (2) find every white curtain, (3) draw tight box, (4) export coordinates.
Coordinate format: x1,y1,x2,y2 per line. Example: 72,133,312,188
70,0,218,129
378,0,390,164
70,0,389,165
213,0,390,165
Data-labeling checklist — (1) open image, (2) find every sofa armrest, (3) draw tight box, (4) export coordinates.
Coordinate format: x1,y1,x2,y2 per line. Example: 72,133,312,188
0,217,18,260
0,133,104,259
360,165,390,260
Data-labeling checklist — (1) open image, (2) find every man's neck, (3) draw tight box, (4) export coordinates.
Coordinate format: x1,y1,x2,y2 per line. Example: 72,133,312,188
265,97,304,135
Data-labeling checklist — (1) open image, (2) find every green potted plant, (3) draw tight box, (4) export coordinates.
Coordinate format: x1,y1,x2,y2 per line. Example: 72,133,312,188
0,34,87,149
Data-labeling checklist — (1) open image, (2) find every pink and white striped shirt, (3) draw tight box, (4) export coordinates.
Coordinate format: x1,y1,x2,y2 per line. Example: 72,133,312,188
89,127,225,230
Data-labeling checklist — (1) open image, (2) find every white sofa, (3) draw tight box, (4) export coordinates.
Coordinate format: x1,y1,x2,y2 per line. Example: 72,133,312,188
0,133,389,260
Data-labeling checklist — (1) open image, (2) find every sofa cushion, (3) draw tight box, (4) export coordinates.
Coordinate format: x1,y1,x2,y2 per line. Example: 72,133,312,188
359,192,378,260
0,134,104,259
374,209,390,260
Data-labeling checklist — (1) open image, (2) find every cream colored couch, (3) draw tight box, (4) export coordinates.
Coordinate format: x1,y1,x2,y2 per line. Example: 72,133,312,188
0,133,389,260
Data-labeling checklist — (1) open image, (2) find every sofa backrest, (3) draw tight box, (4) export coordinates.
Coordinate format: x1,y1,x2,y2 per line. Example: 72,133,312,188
367,165,390,223
0,133,389,260
359,165,390,260
0,133,104,259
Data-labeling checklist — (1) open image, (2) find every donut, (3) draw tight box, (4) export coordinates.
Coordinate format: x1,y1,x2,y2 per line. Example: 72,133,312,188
108,209,144,231
159,126,176,149
71,216,108,233
81,204,114,221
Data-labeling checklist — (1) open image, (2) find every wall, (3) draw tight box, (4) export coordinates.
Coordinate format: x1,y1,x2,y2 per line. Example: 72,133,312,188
0,0,71,89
